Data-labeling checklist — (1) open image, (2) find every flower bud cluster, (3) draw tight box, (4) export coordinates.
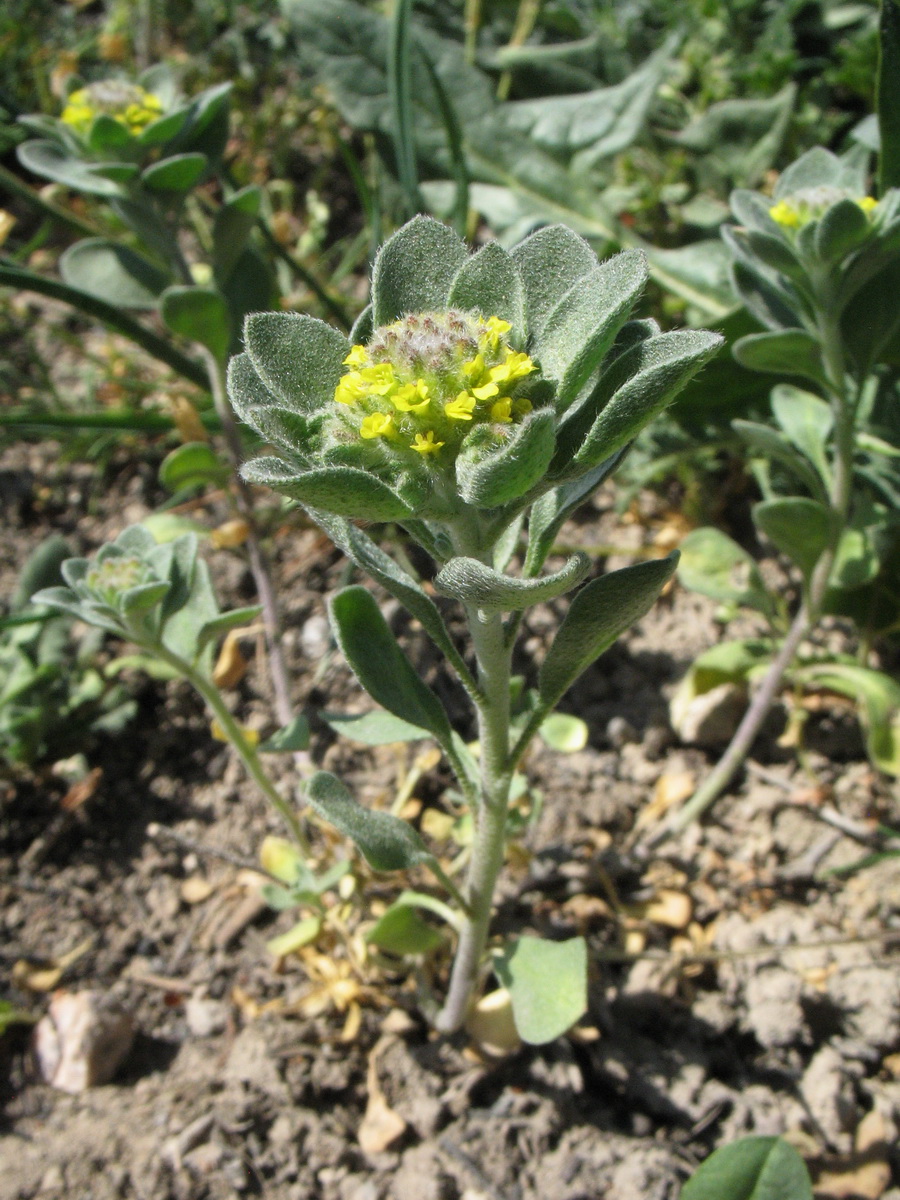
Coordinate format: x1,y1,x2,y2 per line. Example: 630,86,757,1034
85,556,149,608
769,186,877,230
61,81,164,136
332,310,537,462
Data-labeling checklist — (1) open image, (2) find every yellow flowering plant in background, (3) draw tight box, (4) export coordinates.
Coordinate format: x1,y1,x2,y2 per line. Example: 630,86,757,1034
60,80,164,137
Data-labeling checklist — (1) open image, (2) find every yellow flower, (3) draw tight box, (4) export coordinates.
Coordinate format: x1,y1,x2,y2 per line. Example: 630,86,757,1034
858,196,878,215
481,316,512,351
769,200,801,229
391,379,431,413
411,431,444,455
490,397,512,423
444,392,477,422
61,81,163,136
358,363,397,395
489,350,536,387
343,344,369,368
334,371,369,406
462,355,499,400
360,412,395,439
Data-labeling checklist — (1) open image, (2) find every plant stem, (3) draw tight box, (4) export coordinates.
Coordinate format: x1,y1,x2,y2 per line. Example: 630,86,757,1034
157,647,308,853
656,301,857,843
435,604,512,1033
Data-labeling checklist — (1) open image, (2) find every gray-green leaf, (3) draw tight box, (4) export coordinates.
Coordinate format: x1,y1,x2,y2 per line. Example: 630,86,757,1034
493,935,587,1045
434,553,590,611
307,770,436,872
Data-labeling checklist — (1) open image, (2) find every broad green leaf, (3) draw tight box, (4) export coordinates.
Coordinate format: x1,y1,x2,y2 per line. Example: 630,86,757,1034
142,513,210,544
678,528,773,615
17,139,123,196
307,508,475,690
539,553,679,708
213,185,262,280
227,353,307,448
674,86,796,188
243,312,348,412
367,903,444,956
562,331,722,472
220,245,278,354
493,935,587,1045
324,709,430,744
329,586,453,745
59,239,170,310
447,242,526,343
538,250,648,411
434,553,590,611
371,215,467,326
87,113,133,153
732,420,827,501
799,663,900,776
878,0,900,194
770,385,833,486
259,715,311,753
500,40,670,170
754,497,839,584
733,332,828,390
141,152,207,192
743,230,805,279
456,408,557,508
194,605,264,651
830,527,879,589
307,770,436,871
510,224,596,338
242,458,412,522
159,442,229,493
349,304,373,344
160,552,219,667
137,107,190,148
681,1136,813,1200
814,198,872,263
538,712,588,752
774,147,850,198
730,259,802,332
165,81,231,164
160,286,231,362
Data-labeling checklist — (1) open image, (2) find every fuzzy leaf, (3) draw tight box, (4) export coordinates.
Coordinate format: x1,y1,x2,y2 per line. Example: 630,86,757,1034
678,528,773,615
510,224,597,339
799,663,900,776
538,553,678,708
196,606,264,651
538,250,648,410
730,260,802,331
367,904,444,955
770,385,833,486
329,586,453,745
141,152,208,192
159,441,229,493
259,715,311,753
754,497,839,584
493,936,587,1045
733,331,828,389
161,286,231,361
448,242,526,342
213,185,262,280
371,215,468,326
307,770,436,872
773,147,848,198
305,509,474,687
17,139,123,196
60,239,170,310
434,553,590,611
456,408,556,508
242,458,412,521
324,710,430,744
814,198,871,264
243,312,348,412
732,420,826,501
563,330,722,471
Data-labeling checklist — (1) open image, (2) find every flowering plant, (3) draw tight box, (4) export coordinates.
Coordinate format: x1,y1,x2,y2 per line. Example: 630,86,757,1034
232,216,721,1037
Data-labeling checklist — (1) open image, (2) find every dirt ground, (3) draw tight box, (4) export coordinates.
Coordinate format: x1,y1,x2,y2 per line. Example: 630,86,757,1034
2,433,900,1200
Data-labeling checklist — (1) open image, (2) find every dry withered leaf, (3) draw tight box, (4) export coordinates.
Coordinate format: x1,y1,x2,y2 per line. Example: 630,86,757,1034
466,988,521,1058
180,876,215,905
170,396,209,444
358,1039,407,1154
12,937,94,993
60,767,102,813
211,519,251,549
213,632,250,690
635,769,695,831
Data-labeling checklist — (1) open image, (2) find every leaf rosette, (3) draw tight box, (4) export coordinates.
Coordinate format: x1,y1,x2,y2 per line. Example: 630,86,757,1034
232,215,722,525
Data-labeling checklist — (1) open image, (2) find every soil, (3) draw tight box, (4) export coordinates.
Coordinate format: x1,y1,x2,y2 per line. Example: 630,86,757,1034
2,429,900,1200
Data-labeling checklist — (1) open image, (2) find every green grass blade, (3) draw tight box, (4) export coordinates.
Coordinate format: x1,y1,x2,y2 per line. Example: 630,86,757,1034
421,47,469,238
388,0,423,217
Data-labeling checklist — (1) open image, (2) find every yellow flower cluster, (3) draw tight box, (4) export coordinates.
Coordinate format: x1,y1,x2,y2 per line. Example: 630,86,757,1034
333,313,536,458
769,189,877,231
61,81,164,136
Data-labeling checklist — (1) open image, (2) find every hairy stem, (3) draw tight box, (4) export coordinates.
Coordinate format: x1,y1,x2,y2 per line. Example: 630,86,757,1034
435,603,513,1033
658,300,857,842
